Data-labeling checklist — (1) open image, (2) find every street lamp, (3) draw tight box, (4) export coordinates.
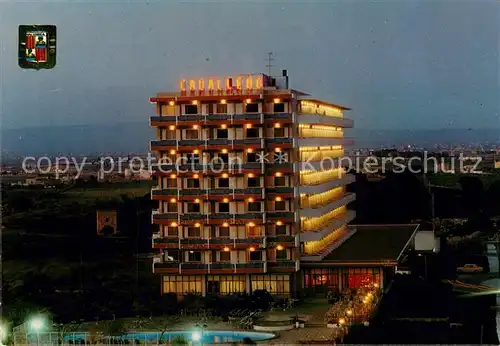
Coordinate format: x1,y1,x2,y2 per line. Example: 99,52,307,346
0,324,7,346
28,316,45,346
193,323,207,344
29,317,44,332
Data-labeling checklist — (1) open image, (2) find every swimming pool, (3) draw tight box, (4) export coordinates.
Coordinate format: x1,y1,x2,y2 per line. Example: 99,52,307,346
62,331,276,343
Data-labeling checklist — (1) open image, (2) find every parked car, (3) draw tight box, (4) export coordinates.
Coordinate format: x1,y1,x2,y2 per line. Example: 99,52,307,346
457,264,483,273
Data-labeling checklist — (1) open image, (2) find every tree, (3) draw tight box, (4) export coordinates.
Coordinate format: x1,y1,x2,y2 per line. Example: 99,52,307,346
53,320,82,344
157,316,180,345
171,335,188,345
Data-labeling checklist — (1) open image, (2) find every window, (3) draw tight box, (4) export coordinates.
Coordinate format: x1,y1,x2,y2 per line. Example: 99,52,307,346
276,248,287,260
186,153,200,164
185,105,198,114
219,226,230,237
247,226,261,237
348,268,381,289
207,275,246,295
207,103,214,115
187,227,200,237
275,200,286,211
218,153,229,164
249,250,262,262
247,152,257,163
246,128,259,138
185,129,199,139
273,103,285,113
248,202,261,212
167,178,177,188
216,128,228,139
187,178,200,188
218,202,230,213
251,274,290,296
166,201,177,213
218,178,229,188
166,130,176,140
216,104,228,114
245,103,259,113
274,176,286,186
163,275,202,295
219,252,231,262
188,251,202,262
275,225,287,235
166,250,180,262
274,127,285,138
247,177,259,187
187,203,200,213
167,227,178,237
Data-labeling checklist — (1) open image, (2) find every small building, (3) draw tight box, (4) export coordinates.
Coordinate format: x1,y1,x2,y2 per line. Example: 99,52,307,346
301,224,419,294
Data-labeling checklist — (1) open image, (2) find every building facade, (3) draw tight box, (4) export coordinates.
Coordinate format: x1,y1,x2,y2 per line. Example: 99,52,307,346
149,73,356,297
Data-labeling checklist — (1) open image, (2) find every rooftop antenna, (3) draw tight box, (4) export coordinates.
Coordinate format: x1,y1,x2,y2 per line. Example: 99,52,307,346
266,52,275,76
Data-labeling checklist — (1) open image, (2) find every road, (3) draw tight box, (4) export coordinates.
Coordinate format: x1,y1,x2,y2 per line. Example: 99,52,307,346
459,244,500,341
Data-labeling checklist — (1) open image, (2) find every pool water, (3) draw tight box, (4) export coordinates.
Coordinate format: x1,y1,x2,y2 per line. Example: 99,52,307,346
62,331,275,343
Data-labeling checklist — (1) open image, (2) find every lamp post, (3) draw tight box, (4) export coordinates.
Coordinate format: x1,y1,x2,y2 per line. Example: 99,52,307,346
193,323,207,345
28,316,45,346
0,324,7,346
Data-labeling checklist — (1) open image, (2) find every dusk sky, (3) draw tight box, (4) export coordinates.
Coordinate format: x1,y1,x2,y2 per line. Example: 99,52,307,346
1,1,499,130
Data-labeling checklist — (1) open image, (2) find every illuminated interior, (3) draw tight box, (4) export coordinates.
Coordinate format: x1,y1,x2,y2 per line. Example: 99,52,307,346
299,124,344,138
299,101,343,118
299,146,344,161
301,205,347,232
303,225,349,255
300,168,345,185
300,187,346,209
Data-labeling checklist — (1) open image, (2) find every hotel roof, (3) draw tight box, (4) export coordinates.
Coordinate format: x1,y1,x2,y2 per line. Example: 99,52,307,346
305,224,420,266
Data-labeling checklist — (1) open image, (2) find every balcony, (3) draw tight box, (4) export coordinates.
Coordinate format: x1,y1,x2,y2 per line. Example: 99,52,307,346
267,234,298,247
264,113,293,121
297,114,354,128
152,261,266,274
150,113,294,127
152,188,265,201
153,236,266,249
300,210,356,242
154,162,263,173
266,211,295,221
151,138,265,151
299,193,356,218
265,187,294,195
267,260,299,272
151,212,264,225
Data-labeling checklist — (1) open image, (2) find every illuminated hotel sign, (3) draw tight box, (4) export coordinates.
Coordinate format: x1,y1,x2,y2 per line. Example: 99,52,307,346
179,74,270,95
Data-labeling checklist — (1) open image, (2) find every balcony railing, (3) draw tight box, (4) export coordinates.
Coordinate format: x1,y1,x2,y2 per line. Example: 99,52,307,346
266,138,293,145
155,162,263,172
152,261,267,273
264,113,292,120
151,113,293,125
152,187,265,197
267,260,299,271
153,237,266,248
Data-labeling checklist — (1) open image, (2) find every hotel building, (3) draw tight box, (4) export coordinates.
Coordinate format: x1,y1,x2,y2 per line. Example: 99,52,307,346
149,72,361,297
